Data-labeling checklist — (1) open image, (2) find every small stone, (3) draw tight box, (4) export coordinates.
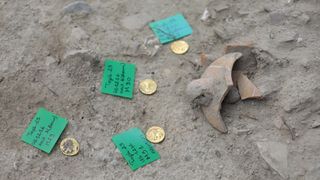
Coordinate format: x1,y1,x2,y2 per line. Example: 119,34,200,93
45,56,56,66
237,10,250,16
62,1,93,17
215,150,222,158
214,27,231,40
269,31,275,39
200,8,210,21
290,10,301,18
214,4,229,12
263,6,272,13
233,128,252,135
256,141,288,179
121,13,153,30
0,77,4,83
200,8,216,23
311,120,320,128
274,116,285,129
225,86,241,104
278,31,299,43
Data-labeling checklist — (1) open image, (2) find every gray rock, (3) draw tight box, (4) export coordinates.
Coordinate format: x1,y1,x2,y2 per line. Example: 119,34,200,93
214,4,229,12
120,13,153,30
225,86,240,104
232,127,252,135
237,10,250,16
214,26,231,40
200,8,211,22
278,31,299,43
311,119,320,128
62,1,93,17
256,141,288,179
45,56,56,66
200,8,217,22
273,116,285,129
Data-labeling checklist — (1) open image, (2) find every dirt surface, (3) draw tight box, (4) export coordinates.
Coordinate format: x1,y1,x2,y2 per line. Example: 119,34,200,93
1,0,320,179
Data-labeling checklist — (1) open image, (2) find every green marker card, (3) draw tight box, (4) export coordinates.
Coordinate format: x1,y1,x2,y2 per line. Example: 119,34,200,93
21,108,68,154
149,13,193,44
112,128,160,171
101,59,136,99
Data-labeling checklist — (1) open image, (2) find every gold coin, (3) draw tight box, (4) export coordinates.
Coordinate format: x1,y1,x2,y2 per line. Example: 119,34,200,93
139,79,157,95
170,40,189,55
60,138,80,156
146,126,165,144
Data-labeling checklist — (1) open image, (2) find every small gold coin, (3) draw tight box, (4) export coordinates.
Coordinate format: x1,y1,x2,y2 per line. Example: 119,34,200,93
139,79,157,95
60,138,80,156
170,40,189,55
146,126,165,144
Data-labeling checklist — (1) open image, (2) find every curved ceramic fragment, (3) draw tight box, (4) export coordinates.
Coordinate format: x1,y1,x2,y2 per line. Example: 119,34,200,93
238,73,262,100
232,71,262,100
187,53,242,133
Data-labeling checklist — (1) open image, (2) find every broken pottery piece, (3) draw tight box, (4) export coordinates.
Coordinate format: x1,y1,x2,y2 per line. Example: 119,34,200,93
186,53,242,133
256,141,288,179
233,71,262,100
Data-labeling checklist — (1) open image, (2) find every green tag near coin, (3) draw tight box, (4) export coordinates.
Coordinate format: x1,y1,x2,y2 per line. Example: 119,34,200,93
101,60,136,99
149,13,193,44
112,128,160,171
21,108,68,153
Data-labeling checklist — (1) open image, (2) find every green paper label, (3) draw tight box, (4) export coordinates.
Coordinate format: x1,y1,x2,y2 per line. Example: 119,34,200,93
112,128,160,171
21,108,68,154
101,60,136,99
149,13,193,44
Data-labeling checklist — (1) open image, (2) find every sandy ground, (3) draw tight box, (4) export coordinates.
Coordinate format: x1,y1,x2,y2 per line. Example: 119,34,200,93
1,0,320,179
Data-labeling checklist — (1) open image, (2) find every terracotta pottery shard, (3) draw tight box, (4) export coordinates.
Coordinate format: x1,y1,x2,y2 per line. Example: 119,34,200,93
187,53,242,133
233,71,262,100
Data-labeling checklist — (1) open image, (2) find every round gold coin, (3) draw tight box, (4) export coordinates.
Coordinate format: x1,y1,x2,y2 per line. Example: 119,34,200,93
139,79,157,95
170,40,189,55
146,126,165,144
60,138,80,156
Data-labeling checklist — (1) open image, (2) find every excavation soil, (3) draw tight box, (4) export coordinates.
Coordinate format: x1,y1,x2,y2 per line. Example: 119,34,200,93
1,0,320,179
